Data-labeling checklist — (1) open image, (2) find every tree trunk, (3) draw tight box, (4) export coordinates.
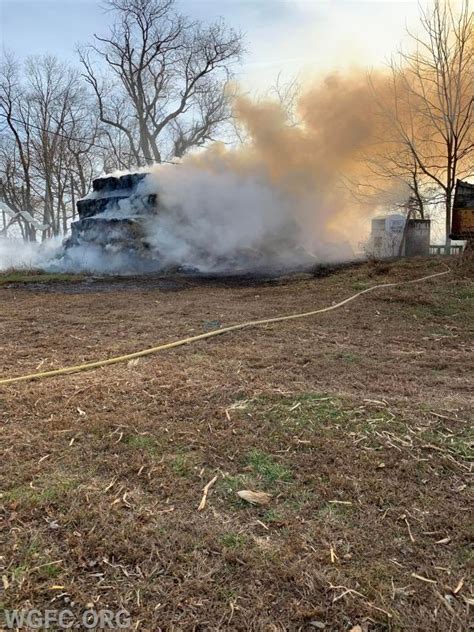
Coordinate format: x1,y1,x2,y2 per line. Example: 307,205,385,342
445,190,452,253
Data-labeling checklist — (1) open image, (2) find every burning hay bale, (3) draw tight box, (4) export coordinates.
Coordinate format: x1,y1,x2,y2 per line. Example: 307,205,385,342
66,172,157,257
63,168,327,275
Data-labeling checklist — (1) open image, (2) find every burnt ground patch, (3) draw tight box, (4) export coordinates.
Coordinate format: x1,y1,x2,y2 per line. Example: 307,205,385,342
0,257,472,631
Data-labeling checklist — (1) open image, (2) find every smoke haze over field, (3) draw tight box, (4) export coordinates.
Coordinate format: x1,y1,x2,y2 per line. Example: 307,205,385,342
0,237,63,272
125,71,409,272
0,71,413,274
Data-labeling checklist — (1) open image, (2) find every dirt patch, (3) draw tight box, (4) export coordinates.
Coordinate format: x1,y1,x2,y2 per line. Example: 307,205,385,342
0,257,472,630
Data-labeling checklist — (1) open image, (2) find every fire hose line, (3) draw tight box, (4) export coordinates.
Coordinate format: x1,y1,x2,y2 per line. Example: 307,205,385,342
0,268,450,386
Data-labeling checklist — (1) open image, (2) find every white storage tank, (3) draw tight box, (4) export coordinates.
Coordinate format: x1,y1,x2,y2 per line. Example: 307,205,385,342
370,214,405,258
369,214,431,258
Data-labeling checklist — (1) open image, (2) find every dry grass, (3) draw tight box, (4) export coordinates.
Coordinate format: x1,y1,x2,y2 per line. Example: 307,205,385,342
0,269,83,286
0,257,472,631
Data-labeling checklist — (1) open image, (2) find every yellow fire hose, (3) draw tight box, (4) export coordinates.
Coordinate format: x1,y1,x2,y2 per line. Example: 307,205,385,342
0,268,450,386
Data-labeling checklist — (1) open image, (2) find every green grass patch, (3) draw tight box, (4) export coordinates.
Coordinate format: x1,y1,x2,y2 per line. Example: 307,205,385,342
217,586,239,602
316,501,354,524
170,454,191,477
403,293,472,322
2,478,76,507
221,474,247,494
124,434,160,454
332,351,361,364
419,429,473,461
456,286,474,301
247,392,410,455
6,535,52,583
248,393,346,430
262,508,284,524
351,280,372,290
246,450,292,485
38,563,62,580
218,474,254,508
220,532,247,549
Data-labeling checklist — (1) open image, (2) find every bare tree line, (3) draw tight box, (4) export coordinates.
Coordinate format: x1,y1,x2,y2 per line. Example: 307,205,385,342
0,0,243,240
0,55,101,240
363,0,472,244
0,0,472,245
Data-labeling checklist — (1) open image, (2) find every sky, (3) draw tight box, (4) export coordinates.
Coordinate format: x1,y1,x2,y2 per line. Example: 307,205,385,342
0,0,422,92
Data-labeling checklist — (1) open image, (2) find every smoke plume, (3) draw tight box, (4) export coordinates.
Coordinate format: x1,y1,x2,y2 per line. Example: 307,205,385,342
126,71,406,272
1,71,410,274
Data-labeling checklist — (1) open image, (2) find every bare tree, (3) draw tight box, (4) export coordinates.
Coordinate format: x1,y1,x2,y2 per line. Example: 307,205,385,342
0,53,38,240
79,0,243,166
268,72,301,127
231,72,301,146
376,0,473,246
357,115,442,220
0,53,101,239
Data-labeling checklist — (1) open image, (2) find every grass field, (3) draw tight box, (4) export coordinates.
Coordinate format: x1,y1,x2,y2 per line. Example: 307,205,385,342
0,257,472,631
0,270,83,286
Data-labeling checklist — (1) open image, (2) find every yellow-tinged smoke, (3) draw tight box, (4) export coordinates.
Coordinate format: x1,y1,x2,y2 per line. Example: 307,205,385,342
181,71,409,253
141,53,471,271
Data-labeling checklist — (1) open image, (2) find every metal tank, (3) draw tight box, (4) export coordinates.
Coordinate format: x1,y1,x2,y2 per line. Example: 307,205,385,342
404,219,431,257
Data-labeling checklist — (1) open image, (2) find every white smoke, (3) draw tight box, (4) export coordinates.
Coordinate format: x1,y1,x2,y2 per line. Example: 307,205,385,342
134,163,332,273
0,161,355,275
0,237,63,272
0,236,150,275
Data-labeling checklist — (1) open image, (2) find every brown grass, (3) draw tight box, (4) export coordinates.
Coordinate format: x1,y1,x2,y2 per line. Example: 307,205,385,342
0,257,472,631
